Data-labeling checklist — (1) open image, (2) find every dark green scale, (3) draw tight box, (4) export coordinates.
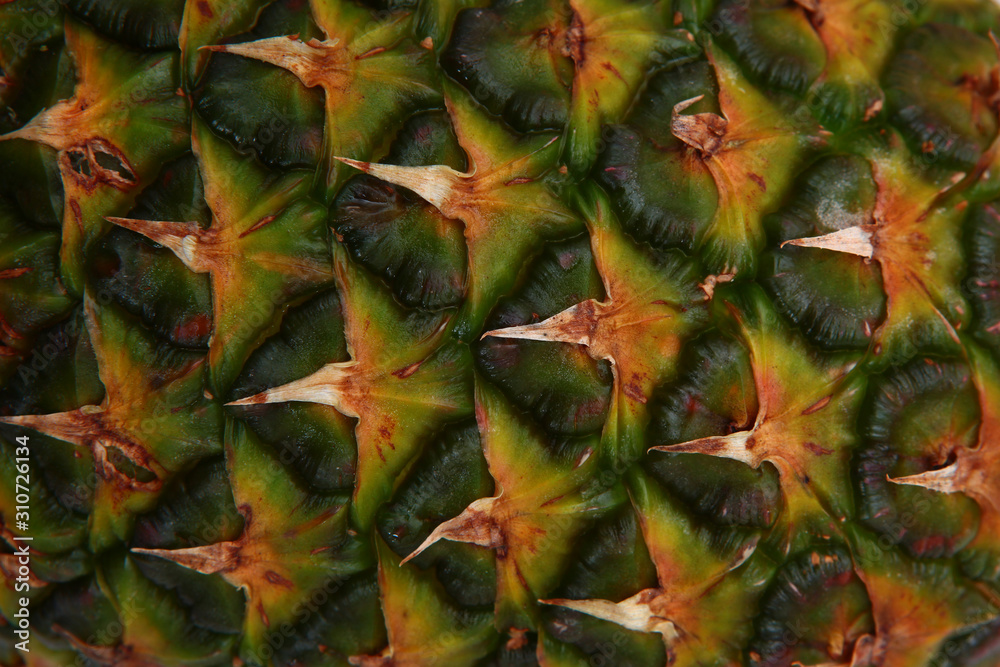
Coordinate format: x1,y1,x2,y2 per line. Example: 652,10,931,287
884,24,999,171
229,289,357,494
855,357,982,558
647,333,782,530
331,110,468,312
61,0,185,50
193,0,326,170
749,545,873,667
88,153,213,349
475,234,613,436
441,0,574,133
594,58,718,255
377,420,496,608
761,154,886,350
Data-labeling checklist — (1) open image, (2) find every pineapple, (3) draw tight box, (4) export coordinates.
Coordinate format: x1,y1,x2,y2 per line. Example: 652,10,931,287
2,0,1000,665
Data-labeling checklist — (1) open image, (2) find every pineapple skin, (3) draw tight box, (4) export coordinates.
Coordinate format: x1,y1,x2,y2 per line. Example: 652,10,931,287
1,0,1000,666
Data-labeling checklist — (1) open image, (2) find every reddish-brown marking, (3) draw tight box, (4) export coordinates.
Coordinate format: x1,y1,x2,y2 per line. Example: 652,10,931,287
504,177,534,186
0,267,32,280
196,0,213,17
748,173,766,191
800,395,832,416
239,214,277,238
573,397,607,423
70,200,84,231
65,139,137,192
391,361,422,378
622,382,648,404
540,494,566,508
264,570,294,588
803,441,834,456
910,534,949,556
173,313,211,340
356,47,387,60
600,61,626,83
828,569,854,587
506,628,530,651
512,561,530,589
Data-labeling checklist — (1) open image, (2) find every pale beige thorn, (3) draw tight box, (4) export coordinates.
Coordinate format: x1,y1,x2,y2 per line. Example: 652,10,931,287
671,95,728,155
0,410,95,447
400,496,499,564
105,217,209,273
201,36,341,89
780,226,875,259
0,102,74,151
699,273,735,300
888,460,964,495
132,542,240,576
481,300,601,347
649,430,759,468
541,590,679,640
673,96,704,115
334,158,467,211
226,361,357,414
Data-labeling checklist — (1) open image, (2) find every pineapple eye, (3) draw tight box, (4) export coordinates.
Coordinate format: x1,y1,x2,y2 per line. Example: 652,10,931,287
855,358,982,559
90,144,136,183
66,148,92,177
761,155,885,351
884,24,1000,171
748,546,873,667
475,235,613,436
61,139,137,189
647,334,780,530
330,111,468,311
5,0,1000,663
441,0,573,133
